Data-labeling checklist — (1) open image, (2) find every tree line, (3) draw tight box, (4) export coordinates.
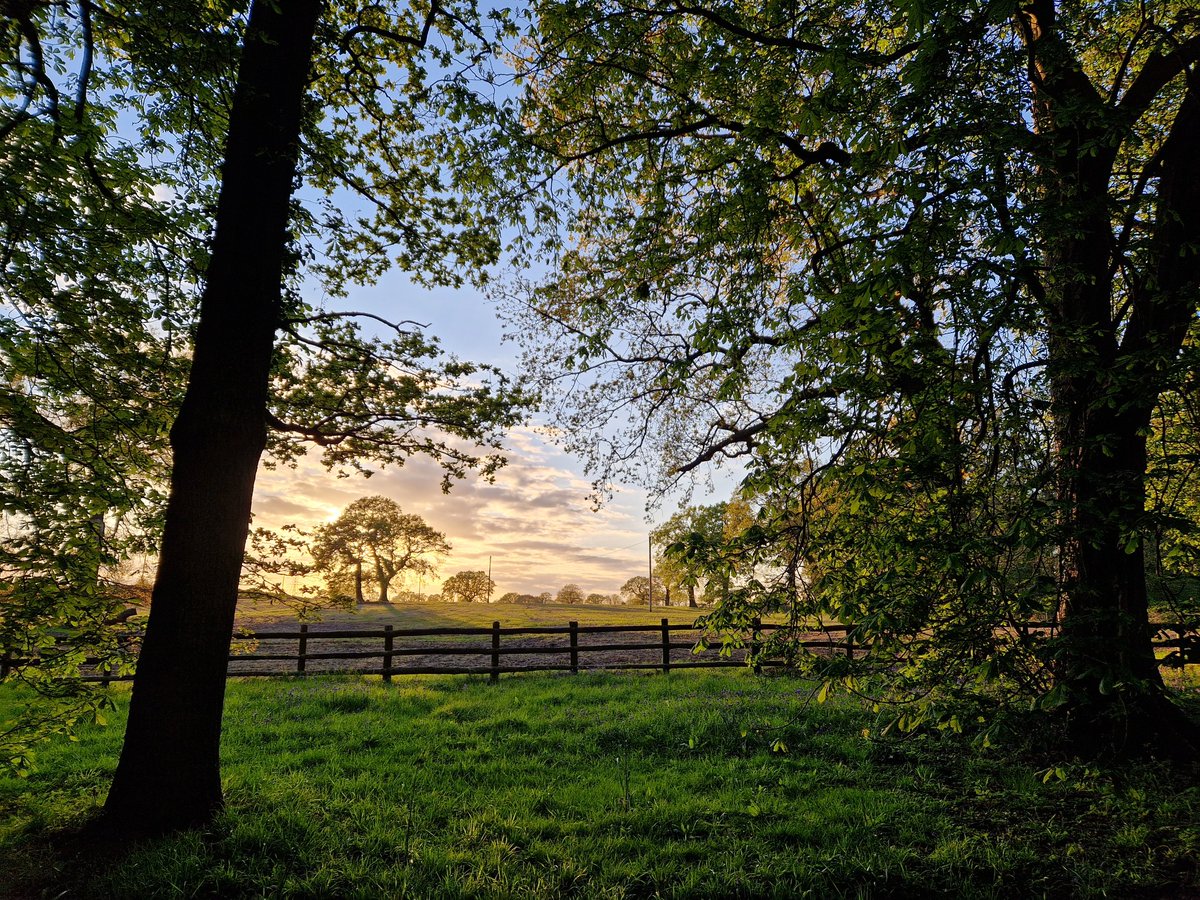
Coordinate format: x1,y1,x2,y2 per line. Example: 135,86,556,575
275,494,743,608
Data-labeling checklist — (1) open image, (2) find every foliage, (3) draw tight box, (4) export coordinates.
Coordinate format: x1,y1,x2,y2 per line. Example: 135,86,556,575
654,500,755,608
311,497,449,604
1,0,532,773
505,0,1200,746
0,0,207,759
556,583,584,604
1145,334,1200,625
2,675,1199,897
619,575,663,607
441,570,494,604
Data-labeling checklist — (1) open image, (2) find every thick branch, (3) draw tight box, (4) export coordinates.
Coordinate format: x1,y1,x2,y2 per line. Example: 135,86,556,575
1120,82,1200,366
1119,32,1200,123
341,1,440,50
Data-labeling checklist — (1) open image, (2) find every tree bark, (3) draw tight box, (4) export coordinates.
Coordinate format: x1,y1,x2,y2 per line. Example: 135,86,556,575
354,560,364,604
102,0,322,833
1018,4,1200,753
687,583,697,608
375,557,392,602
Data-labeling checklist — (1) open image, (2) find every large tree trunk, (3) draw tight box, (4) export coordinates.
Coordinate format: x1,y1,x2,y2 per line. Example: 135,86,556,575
1017,5,1200,756
687,584,697,608
354,560,365,604
1052,375,1166,750
102,0,322,833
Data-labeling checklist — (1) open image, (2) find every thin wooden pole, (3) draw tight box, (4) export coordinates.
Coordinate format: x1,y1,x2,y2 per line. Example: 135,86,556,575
661,617,670,673
647,534,653,611
297,622,307,675
491,620,500,683
383,624,394,682
570,620,579,674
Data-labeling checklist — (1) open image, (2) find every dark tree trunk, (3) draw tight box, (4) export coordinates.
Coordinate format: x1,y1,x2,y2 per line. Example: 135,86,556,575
1052,377,1165,749
687,583,697,608
354,560,364,604
1017,3,1200,753
102,0,322,834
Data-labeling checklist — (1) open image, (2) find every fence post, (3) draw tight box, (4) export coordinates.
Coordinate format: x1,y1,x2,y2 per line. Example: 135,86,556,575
750,617,762,674
297,622,307,675
570,620,579,674
845,627,854,660
384,624,394,682
661,617,671,673
2,648,12,680
491,621,500,683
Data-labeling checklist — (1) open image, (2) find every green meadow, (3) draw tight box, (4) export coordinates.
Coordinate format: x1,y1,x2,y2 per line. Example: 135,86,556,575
2,671,1198,898
233,598,724,630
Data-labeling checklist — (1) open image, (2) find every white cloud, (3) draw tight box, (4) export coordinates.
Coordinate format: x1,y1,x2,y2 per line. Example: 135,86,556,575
251,427,652,595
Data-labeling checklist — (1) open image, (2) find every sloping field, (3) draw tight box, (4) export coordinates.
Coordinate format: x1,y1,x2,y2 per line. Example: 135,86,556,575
235,599,712,630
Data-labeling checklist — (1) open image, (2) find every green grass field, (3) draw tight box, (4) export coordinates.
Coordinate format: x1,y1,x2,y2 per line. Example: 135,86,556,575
2,671,1198,898
234,598,720,630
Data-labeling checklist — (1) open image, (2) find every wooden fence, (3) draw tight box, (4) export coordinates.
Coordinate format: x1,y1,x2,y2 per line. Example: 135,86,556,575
3,619,1196,683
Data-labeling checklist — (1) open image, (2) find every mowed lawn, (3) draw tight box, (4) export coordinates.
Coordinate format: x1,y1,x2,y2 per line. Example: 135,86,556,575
2,671,1198,898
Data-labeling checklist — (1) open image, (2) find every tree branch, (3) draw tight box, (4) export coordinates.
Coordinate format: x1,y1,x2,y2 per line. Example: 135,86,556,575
1119,31,1200,122
341,1,440,51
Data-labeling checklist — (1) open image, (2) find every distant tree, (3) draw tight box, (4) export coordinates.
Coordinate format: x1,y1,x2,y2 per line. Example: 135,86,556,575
557,583,585,604
620,575,663,607
442,570,495,604
654,500,758,609
586,592,609,605
497,591,522,604
311,497,449,603
654,506,714,608
538,591,553,604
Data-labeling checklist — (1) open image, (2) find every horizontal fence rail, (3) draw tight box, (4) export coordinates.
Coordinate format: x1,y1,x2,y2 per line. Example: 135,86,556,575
221,619,832,682
3,618,1196,683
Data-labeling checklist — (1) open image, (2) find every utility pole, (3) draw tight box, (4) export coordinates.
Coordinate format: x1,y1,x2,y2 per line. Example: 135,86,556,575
648,534,653,612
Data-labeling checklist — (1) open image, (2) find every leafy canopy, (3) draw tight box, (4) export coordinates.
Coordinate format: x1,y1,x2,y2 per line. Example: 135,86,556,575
1,0,531,766
442,569,494,603
311,496,450,603
503,0,1200,741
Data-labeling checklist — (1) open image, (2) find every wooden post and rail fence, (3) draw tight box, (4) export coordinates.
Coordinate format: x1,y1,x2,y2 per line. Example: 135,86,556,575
1,619,1196,683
